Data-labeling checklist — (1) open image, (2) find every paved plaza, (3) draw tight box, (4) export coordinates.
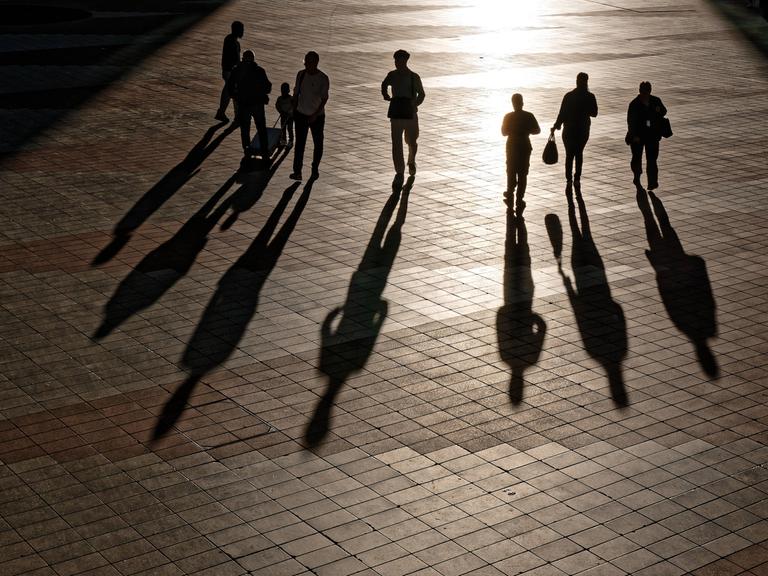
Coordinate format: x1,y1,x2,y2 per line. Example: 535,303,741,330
2,0,768,574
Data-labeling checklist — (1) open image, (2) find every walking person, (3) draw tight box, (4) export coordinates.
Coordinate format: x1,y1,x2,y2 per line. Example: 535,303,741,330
502,93,540,215
290,51,329,181
275,82,294,147
227,50,272,163
381,49,426,183
551,72,598,188
627,81,667,190
215,21,244,123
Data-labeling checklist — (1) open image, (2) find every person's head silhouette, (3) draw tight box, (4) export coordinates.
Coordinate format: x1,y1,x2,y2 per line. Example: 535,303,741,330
304,51,320,73
393,49,410,71
639,81,652,104
576,72,589,89
231,21,244,38
512,93,524,111
281,82,290,96
242,50,254,64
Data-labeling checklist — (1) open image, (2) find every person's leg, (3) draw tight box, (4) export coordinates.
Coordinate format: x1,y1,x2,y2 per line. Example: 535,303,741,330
574,135,588,181
254,106,269,163
516,152,530,213
309,114,325,175
292,112,309,177
630,141,644,184
404,117,419,174
217,71,231,118
287,116,294,144
391,120,406,175
646,139,659,189
563,138,575,183
506,148,516,198
279,115,287,145
238,104,252,153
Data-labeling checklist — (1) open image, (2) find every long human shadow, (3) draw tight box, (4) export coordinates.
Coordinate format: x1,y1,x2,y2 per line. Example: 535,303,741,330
305,177,414,446
92,122,237,265
636,188,719,377
546,189,629,407
153,179,313,440
496,212,546,405
92,174,239,340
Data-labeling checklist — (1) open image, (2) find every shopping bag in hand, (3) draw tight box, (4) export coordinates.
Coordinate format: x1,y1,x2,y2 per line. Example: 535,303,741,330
543,133,558,165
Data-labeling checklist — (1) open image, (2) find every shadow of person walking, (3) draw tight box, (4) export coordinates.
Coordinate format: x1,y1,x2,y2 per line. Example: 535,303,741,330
152,179,313,441
92,122,237,265
636,188,719,377
93,174,239,340
305,177,413,447
546,188,629,407
496,213,546,405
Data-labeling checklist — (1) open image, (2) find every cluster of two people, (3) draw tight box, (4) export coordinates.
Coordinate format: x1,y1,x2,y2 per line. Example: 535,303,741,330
214,21,329,180
503,73,669,216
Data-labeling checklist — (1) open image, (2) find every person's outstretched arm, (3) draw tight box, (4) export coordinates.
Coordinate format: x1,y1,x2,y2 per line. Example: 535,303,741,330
553,94,567,130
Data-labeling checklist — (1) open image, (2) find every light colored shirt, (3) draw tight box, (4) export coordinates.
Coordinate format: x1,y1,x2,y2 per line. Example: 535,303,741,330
294,70,329,116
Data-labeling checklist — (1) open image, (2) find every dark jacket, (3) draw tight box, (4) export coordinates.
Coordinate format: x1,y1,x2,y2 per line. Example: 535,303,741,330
502,110,541,154
227,61,272,106
221,33,240,72
554,88,598,135
627,95,667,142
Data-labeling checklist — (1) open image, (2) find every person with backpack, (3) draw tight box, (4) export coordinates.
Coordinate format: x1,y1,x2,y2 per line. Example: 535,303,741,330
227,50,272,163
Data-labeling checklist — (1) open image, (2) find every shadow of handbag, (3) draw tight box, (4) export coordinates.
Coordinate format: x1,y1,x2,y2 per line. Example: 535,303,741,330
543,133,558,164
661,117,673,138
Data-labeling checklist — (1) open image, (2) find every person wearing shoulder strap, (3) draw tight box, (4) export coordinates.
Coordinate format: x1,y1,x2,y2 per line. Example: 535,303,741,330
381,49,426,184
627,81,668,191
290,51,329,181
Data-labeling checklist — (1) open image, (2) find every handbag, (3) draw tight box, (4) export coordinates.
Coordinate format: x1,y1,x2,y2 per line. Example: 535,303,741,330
542,133,558,165
660,117,672,138
387,72,415,119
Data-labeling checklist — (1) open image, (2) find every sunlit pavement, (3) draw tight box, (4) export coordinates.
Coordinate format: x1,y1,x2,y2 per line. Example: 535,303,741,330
2,1,768,575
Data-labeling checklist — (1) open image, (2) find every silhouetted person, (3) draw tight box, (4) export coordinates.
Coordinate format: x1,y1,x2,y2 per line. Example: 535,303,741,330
627,81,667,190
275,82,294,147
306,179,412,446
636,189,719,377
546,193,628,406
154,181,312,440
382,49,426,184
228,50,271,162
215,20,243,123
496,213,545,404
501,93,540,215
552,72,598,188
290,51,329,181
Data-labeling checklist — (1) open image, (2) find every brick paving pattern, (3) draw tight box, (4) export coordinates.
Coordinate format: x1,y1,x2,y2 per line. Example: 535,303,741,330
2,1,768,575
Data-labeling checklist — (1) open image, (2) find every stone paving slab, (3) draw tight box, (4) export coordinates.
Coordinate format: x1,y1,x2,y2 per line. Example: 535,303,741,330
2,0,768,575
